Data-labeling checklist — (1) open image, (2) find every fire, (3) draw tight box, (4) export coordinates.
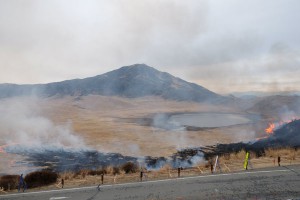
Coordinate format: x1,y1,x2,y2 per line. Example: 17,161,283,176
256,118,298,141
265,123,275,134
0,143,19,154
0,144,8,153
264,117,299,136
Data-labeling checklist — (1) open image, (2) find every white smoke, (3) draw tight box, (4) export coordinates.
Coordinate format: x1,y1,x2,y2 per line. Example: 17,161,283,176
152,113,182,130
0,97,86,149
151,113,188,149
278,105,300,121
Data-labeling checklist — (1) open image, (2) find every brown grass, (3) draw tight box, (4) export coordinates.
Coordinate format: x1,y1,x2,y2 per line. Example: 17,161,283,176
217,147,300,171
32,95,246,157
121,162,139,174
1,96,300,192
0,175,19,191
265,148,299,164
25,170,58,188
2,148,299,193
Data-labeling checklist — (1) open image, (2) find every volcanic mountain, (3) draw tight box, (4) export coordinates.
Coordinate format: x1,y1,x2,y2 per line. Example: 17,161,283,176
0,64,229,103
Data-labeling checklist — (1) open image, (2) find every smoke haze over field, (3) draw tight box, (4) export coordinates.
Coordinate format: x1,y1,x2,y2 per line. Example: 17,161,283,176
0,0,299,93
0,97,85,149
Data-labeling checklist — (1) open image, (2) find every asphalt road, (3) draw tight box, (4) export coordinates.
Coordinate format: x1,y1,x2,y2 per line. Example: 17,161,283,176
1,165,300,200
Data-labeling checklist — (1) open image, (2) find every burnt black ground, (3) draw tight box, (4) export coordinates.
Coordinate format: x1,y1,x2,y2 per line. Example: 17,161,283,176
3,120,300,173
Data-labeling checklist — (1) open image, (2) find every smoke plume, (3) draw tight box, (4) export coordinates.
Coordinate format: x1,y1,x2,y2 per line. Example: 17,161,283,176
0,97,86,150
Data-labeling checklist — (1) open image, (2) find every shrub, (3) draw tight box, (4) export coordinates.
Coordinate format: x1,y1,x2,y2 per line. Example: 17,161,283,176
0,175,19,190
73,169,89,178
87,168,106,176
121,162,139,174
112,166,120,175
105,166,121,175
24,170,58,188
60,171,73,181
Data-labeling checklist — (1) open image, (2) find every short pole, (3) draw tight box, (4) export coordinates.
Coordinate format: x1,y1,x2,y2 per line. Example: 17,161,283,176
140,171,143,182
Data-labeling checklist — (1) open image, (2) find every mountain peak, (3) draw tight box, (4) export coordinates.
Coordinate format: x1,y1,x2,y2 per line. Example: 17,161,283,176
122,63,152,69
112,63,160,76
0,64,229,103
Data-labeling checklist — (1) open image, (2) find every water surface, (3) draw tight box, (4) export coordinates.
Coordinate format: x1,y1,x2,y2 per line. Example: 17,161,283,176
169,113,255,128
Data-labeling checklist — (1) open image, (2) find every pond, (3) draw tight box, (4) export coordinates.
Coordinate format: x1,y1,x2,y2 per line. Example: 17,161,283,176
168,113,257,128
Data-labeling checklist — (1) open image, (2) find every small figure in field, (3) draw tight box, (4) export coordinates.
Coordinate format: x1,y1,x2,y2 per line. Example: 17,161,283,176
278,156,281,166
61,178,64,188
18,174,27,192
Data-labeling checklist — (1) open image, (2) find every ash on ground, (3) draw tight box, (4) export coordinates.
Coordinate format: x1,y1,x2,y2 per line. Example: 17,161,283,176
4,145,204,173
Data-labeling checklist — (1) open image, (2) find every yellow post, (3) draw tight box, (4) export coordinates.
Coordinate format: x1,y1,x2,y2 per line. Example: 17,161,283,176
244,152,249,170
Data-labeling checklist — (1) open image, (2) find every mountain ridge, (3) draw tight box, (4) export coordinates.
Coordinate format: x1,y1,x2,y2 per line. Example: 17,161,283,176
0,64,229,103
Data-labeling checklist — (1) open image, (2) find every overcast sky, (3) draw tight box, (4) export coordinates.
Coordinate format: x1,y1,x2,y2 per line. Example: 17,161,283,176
0,0,299,93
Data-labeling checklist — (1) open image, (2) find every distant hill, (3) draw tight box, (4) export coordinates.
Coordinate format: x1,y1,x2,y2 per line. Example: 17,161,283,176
247,95,300,118
0,64,229,103
231,91,300,99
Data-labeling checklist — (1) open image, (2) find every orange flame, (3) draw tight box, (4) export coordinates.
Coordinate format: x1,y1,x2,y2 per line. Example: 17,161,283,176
0,144,8,153
265,123,275,134
264,117,299,136
0,142,19,154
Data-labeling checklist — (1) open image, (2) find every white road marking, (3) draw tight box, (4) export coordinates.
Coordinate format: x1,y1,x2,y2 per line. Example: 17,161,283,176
49,197,69,200
0,168,295,198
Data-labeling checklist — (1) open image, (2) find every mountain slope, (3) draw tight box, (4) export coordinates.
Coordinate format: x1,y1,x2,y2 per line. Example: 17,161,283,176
0,64,228,103
247,95,300,118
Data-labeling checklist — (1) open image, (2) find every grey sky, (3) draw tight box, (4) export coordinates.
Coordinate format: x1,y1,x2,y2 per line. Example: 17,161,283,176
0,0,299,93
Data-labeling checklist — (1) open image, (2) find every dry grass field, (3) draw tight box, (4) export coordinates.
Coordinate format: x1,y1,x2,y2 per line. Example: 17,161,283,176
0,94,296,181
2,148,299,194
35,95,262,157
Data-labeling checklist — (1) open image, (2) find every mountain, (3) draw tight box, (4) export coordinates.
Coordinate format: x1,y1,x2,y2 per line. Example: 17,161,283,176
0,64,229,103
247,95,300,118
231,91,300,98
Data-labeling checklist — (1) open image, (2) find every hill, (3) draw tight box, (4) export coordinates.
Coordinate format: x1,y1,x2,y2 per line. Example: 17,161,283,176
247,95,300,119
0,64,229,103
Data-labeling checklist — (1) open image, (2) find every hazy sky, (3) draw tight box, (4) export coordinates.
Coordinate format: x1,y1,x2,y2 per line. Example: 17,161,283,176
0,0,299,93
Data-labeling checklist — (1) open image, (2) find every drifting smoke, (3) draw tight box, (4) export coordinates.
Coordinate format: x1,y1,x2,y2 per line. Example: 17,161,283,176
0,97,86,150
152,113,182,130
0,97,206,173
278,105,300,122
150,113,188,150
144,151,205,171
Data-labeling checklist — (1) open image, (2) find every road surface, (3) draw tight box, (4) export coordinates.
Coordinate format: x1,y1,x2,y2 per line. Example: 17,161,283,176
1,165,300,200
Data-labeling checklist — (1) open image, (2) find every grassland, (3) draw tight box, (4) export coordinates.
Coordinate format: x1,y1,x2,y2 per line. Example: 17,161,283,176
1,148,299,194
35,95,265,157
0,94,297,183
